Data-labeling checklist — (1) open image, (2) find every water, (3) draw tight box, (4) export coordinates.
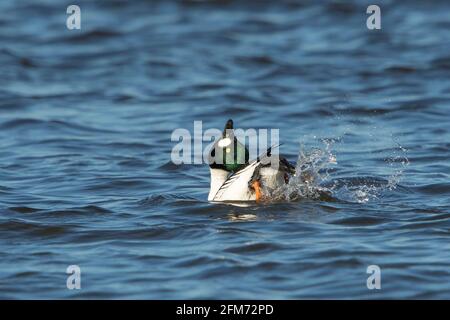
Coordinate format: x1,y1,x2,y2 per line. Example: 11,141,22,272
1,0,449,299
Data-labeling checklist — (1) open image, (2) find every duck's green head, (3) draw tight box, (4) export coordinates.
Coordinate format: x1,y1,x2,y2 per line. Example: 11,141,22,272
209,119,249,172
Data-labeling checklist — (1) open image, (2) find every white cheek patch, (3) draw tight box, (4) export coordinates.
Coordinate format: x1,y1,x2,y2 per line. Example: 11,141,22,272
218,138,232,148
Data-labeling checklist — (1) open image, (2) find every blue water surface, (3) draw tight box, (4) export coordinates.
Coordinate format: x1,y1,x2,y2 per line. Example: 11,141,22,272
0,0,449,299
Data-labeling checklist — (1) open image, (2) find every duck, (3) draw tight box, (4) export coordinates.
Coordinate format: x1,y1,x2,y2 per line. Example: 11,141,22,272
207,119,296,202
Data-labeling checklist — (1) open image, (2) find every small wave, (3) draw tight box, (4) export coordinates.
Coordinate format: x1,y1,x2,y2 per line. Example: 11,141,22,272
0,185,14,193
431,55,450,69
9,271,40,279
20,206,114,218
72,224,206,242
410,212,450,223
326,1,357,14
330,216,386,227
83,179,150,192
0,220,71,237
414,183,450,195
158,162,190,171
171,256,227,268
0,48,37,68
0,118,42,129
0,118,117,134
66,29,123,43
8,207,42,214
105,142,153,149
117,158,149,168
224,242,284,254
139,194,200,206
234,55,275,66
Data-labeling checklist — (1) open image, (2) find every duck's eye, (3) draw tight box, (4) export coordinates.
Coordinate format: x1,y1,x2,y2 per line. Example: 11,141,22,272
218,137,232,148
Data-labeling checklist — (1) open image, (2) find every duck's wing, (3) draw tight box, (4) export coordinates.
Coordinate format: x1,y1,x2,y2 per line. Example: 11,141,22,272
212,145,280,201
212,160,260,201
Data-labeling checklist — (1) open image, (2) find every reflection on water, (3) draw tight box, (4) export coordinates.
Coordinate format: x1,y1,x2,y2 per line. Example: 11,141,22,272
227,213,258,222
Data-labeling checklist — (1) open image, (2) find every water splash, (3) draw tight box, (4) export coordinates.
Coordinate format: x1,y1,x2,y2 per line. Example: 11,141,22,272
386,139,410,191
261,136,409,204
262,138,338,202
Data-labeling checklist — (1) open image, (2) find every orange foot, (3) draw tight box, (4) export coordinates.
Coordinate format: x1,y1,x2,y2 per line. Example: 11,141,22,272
251,180,262,202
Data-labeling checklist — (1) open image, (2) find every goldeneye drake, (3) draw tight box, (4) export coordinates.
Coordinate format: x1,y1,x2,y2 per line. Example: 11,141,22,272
207,119,295,202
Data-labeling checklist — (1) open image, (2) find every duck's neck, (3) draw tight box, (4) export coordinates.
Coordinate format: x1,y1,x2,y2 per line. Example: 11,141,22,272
208,168,229,201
